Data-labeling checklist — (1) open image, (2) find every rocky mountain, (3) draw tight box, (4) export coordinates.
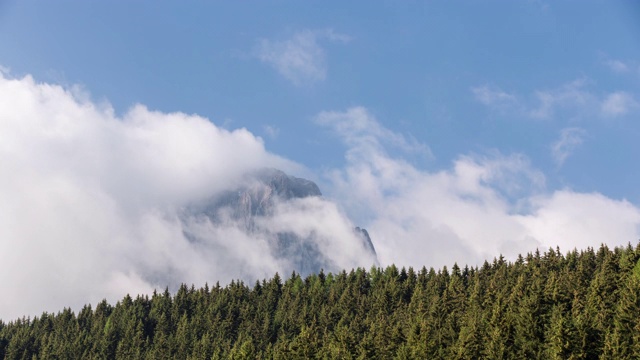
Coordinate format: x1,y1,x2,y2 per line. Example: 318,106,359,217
186,168,377,276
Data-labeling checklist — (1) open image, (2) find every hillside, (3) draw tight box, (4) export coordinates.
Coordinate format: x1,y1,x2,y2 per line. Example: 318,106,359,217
1,243,639,359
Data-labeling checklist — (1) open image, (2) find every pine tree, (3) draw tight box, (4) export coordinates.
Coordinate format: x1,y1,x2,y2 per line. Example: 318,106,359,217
603,268,640,359
544,304,576,359
454,278,484,359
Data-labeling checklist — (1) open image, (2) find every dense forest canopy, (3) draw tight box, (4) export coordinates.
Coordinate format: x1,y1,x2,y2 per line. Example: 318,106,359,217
2,243,640,359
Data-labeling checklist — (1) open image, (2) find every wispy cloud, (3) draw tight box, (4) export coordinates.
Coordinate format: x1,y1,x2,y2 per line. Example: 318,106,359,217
528,79,594,119
315,106,431,158
551,127,587,167
471,85,517,109
606,59,631,73
473,78,639,120
256,29,350,86
263,124,280,139
604,58,640,76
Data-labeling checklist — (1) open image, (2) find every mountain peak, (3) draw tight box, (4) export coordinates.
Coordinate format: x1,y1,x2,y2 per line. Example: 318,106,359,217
252,167,322,199
186,168,378,276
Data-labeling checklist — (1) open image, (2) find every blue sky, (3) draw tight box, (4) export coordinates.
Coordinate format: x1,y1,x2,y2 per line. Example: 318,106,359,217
2,1,639,202
1,1,640,318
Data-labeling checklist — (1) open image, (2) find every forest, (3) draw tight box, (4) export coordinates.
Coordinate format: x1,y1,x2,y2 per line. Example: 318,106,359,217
1,243,639,359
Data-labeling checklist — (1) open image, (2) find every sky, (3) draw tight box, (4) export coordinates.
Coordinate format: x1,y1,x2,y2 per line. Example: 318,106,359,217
1,1,640,320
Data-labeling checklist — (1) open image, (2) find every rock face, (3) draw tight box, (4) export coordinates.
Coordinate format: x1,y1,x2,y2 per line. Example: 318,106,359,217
355,227,376,256
188,168,377,276
203,168,322,221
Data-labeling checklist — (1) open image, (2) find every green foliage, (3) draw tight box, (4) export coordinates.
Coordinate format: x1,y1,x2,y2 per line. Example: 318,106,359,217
1,242,639,358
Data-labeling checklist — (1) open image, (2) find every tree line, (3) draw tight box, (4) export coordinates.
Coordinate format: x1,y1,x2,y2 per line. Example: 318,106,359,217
1,243,639,359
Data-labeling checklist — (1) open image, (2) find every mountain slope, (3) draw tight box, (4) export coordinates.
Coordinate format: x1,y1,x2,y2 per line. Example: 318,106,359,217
185,168,378,276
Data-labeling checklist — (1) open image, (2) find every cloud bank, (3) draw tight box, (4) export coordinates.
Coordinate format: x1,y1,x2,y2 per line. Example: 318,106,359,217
319,107,640,270
0,73,370,321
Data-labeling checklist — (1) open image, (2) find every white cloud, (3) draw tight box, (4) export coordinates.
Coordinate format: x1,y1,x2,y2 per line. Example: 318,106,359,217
601,91,638,117
471,79,594,119
320,107,640,270
471,85,517,109
551,127,586,166
256,29,350,86
315,106,432,158
516,191,640,254
604,58,640,76
473,78,639,120
606,59,631,73
263,124,280,139
528,79,594,119
0,73,372,321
